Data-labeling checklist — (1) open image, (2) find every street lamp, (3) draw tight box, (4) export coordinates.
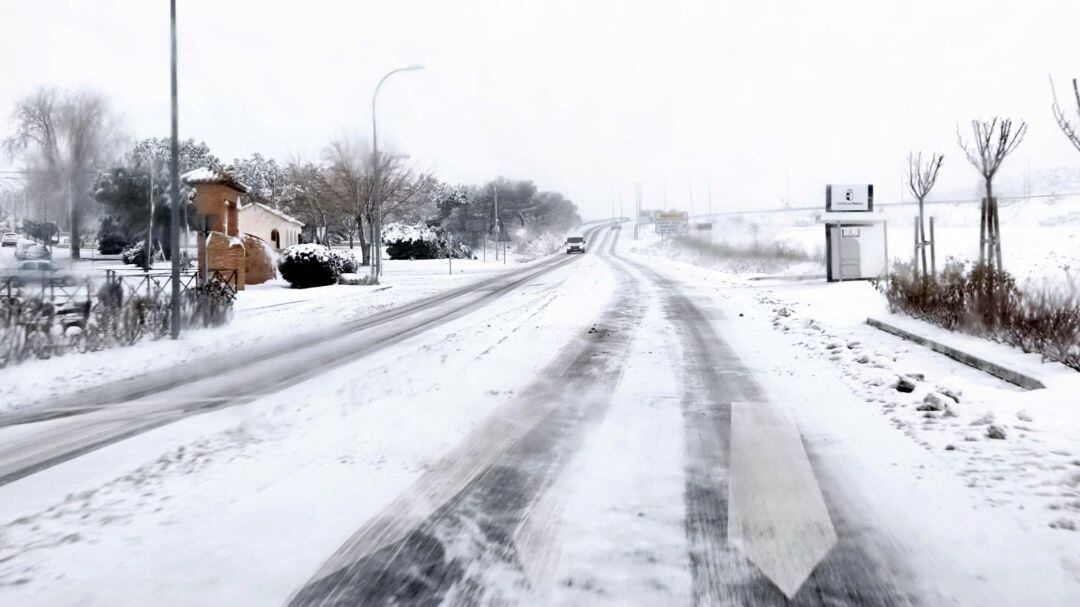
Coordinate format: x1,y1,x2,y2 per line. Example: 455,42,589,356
168,0,181,339
370,64,424,281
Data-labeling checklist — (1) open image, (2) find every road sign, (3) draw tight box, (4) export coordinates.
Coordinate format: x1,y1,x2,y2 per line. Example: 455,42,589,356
825,184,873,212
655,210,689,235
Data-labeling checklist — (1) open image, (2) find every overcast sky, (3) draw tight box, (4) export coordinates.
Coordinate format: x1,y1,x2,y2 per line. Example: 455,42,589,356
2,0,1079,219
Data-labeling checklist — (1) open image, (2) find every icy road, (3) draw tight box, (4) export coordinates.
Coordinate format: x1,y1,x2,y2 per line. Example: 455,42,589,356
1,223,1078,606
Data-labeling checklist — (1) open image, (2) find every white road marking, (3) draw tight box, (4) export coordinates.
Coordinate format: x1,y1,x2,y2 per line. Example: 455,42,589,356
728,400,837,599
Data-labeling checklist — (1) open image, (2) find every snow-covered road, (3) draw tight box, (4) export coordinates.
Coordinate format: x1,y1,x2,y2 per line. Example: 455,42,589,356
1,222,1078,606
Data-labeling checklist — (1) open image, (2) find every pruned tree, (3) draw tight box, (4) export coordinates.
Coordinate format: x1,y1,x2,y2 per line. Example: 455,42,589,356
4,87,122,259
956,117,1026,273
1050,76,1080,153
906,151,944,279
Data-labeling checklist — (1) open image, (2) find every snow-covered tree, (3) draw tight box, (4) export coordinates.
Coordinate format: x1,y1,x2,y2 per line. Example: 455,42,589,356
230,153,294,204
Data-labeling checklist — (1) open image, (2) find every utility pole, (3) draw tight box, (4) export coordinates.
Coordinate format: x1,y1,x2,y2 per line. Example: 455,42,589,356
634,181,642,239
688,177,694,216
493,181,499,261
168,0,181,339
145,152,155,271
619,181,624,220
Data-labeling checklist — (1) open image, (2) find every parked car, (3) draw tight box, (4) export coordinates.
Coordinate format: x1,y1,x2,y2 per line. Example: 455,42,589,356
14,240,51,261
566,235,586,254
3,260,77,287
1,232,18,247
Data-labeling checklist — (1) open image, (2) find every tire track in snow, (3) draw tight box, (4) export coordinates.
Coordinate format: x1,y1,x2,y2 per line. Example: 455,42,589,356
289,227,652,606
615,253,917,606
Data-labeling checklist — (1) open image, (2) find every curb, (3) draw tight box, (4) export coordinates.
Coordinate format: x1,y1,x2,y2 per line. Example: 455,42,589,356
747,274,827,282
865,316,1046,390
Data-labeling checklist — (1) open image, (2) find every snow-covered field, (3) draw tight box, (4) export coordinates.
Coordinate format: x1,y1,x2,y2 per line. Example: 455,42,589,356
689,193,1080,284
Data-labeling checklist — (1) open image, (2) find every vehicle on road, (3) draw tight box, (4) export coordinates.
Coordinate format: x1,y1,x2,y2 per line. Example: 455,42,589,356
566,235,586,254
1,232,18,247
3,259,76,287
610,223,621,230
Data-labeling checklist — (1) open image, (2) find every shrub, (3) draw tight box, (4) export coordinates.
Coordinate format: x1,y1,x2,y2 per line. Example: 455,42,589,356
97,216,133,255
120,242,149,267
384,222,471,260
278,244,340,288
330,249,359,274
878,261,1080,371
183,280,235,328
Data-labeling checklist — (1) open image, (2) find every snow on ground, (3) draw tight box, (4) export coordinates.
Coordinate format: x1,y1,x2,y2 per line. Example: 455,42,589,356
547,269,692,605
626,238,1080,584
627,227,824,277
0,252,543,414
690,193,1080,284
0,250,618,605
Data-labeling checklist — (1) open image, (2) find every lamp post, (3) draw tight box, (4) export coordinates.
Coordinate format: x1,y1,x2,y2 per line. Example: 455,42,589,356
144,149,157,272
168,0,181,339
370,64,424,281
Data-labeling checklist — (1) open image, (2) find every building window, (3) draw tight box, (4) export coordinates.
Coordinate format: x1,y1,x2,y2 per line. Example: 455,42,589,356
271,229,281,249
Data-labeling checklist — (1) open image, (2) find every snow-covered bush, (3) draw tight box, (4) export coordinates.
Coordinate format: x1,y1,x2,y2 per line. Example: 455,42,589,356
513,230,565,259
278,243,340,288
384,222,471,260
120,241,148,267
330,249,360,274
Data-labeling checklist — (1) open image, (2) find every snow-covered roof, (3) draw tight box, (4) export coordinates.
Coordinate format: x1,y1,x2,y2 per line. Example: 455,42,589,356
238,202,304,227
181,167,251,193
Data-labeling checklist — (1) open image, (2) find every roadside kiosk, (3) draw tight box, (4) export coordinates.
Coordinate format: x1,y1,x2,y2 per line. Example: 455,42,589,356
821,184,888,282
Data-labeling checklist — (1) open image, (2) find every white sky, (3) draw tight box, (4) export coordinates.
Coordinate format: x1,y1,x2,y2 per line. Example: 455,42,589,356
2,0,1079,218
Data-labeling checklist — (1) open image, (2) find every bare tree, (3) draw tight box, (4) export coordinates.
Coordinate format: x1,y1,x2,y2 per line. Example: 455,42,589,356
4,87,121,258
1050,76,1080,153
322,135,375,264
321,134,436,264
906,151,944,279
956,117,1026,273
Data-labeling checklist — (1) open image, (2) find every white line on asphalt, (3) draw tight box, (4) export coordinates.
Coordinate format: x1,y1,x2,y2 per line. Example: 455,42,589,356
728,401,837,599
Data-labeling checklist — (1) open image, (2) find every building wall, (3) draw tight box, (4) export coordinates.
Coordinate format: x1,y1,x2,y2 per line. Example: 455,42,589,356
238,206,302,250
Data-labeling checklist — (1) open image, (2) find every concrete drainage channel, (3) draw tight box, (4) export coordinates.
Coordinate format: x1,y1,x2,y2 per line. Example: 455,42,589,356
866,316,1046,390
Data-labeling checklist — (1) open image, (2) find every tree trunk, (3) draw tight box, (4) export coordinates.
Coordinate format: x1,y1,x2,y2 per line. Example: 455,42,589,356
69,176,82,260
357,214,370,266
991,196,1003,274
918,196,928,279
